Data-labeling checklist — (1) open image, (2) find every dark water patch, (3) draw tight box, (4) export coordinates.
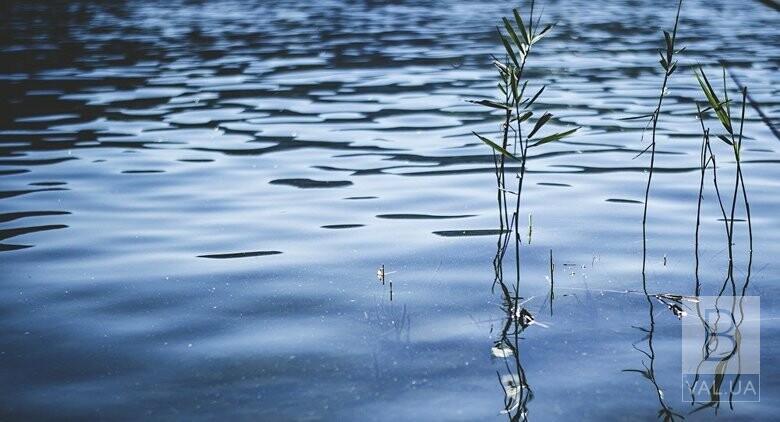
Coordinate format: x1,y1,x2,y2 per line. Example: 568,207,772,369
743,159,780,165
377,213,476,220
433,229,508,237
197,250,282,259
0,188,68,200
177,159,214,163
0,244,32,252
0,169,29,176
270,178,352,189
0,157,77,166
321,224,365,229
121,170,165,174
606,198,643,204
28,181,67,186
344,196,377,200
537,182,571,187
315,164,433,176
0,211,70,224
0,224,68,242
552,165,699,174
194,139,392,158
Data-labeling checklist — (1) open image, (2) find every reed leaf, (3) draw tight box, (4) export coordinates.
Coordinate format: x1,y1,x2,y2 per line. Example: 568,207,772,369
473,131,521,161
528,127,579,148
527,112,553,139
469,99,512,110
498,31,520,68
717,134,733,146
532,24,555,44
512,8,531,45
511,111,533,123
619,113,655,121
695,68,733,134
524,85,546,109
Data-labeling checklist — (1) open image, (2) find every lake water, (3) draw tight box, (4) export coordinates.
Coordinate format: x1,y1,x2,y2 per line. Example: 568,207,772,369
1,0,779,420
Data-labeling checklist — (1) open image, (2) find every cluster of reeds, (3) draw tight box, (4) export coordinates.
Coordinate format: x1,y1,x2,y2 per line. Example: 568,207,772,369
471,0,759,418
686,68,755,414
471,2,577,418
633,0,753,290
693,67,753,290
622,0,756,417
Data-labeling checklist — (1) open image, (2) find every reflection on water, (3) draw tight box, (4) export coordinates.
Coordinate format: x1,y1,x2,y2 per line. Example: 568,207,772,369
1,0,780,419
490,227,534,421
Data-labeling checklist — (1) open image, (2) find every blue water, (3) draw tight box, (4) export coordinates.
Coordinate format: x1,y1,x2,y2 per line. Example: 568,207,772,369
1,0,779,420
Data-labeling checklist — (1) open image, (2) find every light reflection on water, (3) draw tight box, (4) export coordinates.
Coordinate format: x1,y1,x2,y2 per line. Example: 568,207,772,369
1,0,779,420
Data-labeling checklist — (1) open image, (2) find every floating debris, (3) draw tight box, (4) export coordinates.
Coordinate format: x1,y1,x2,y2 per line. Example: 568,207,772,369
653,293,698,319
491,344,514,358
377,265,385,284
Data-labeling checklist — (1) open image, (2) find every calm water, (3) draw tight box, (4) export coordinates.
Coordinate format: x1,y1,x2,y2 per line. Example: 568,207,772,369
2,0,780,420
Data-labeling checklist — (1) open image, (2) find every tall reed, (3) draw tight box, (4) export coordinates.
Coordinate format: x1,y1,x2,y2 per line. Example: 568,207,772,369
472,1,578,301
639,0,684,277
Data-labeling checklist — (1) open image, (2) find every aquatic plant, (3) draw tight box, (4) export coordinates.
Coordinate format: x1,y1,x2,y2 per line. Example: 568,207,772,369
633,0,684,276
472,0,578,301
694,66,753,287
471,4,577,417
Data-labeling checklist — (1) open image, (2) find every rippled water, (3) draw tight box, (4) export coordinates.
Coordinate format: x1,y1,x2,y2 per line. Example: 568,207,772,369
2,0,780,420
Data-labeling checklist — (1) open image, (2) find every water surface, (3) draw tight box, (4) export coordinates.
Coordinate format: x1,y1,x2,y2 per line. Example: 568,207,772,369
1,0,779,420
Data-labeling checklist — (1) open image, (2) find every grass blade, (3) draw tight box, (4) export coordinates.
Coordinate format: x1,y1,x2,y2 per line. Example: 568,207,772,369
473,131,521,161
524,85,546,109
619,113,655,121
512,8,531,45
529,127,580,147
498,31,520,68
532,24,555,44
468,99,511,110
527,112,553,139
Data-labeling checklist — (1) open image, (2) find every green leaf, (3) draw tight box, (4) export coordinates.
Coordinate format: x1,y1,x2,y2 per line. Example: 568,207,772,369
468,99,511,110
658,50,668,70
502,18,525,60
663,31,673,58
518,80,529,100
717,134,733,146
527,112,553,139
511,111,533,123
702,70,732,134
512,8,531,45
510,71,519,102
622,368,652,381
529,127,580,147
694,68,732,134
473,131,520,161
524,85,546,109
701,100,731,113
498,31,520,68
532,24,554,44
618,113,654,121
667,61,678,75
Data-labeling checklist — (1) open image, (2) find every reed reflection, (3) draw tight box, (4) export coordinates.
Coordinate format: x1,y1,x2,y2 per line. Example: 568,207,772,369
491,227,533,421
